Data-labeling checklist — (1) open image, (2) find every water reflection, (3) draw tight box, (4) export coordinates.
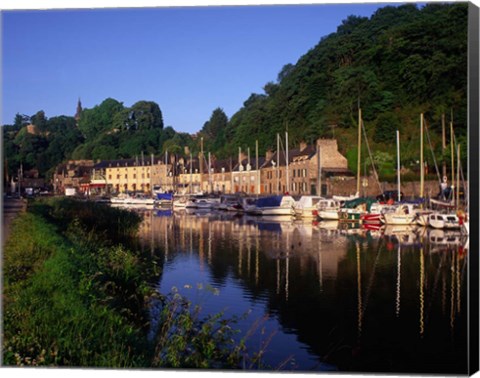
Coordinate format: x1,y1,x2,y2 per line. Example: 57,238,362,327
135,210,468,374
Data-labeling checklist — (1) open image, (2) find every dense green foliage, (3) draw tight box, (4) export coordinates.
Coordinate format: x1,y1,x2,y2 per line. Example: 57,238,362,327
3,112,83,180
72,98,169,160
3,3,468,181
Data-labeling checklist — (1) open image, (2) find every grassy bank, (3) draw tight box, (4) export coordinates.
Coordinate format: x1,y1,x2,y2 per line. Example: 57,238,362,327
3,199,151,366
2,198,258,369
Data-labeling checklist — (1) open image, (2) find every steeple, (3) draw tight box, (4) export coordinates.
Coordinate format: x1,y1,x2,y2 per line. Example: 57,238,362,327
75,98,82,122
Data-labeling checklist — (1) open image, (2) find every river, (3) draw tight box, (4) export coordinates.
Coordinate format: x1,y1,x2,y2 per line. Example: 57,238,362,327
134,208,468,374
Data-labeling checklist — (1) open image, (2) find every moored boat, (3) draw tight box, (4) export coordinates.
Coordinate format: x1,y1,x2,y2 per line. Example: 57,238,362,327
382,203,419,225
155,192,173,207
294,195,324,218
316,199,341,220
247,195,296,216
110,192,155,205
427,212,461,229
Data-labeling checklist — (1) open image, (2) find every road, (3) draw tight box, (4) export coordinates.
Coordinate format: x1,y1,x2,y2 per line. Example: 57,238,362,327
3,197,26,246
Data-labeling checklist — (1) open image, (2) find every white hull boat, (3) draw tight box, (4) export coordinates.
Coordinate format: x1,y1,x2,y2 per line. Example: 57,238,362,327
382,204,419,225
248,195,296,216
428,212,461,229
110,194,155,205
316,199,341,220
294,195,324,218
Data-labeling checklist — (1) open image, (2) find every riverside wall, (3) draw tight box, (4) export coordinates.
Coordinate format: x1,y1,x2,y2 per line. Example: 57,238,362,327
325,177,465,199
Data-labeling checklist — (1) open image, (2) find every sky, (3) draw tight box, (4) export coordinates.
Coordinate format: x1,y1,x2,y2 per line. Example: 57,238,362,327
1,1,407,133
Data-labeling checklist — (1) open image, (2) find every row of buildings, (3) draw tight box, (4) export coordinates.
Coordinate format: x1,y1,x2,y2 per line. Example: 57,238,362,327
53,139,353,197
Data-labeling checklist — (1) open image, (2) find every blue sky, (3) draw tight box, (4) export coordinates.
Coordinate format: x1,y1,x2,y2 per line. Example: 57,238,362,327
2,2,403,133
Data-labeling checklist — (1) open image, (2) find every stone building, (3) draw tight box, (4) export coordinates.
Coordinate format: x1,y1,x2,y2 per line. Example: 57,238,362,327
93,157,154,194
232,152,265,194
177,156,202,194
53,160,95,194
203,158,233,194
261,139,351,196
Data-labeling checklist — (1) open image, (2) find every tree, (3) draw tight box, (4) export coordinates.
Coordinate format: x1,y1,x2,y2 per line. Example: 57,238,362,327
130,101,164,130
14,113,30,128
277,63,294,83
78,98,124,139
31,111,47,131
374,113,400,143
201,108,228,141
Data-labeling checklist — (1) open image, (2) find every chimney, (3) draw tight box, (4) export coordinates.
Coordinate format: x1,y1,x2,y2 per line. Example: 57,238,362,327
184,146,190,155
299,141,307,152
265,149,274,161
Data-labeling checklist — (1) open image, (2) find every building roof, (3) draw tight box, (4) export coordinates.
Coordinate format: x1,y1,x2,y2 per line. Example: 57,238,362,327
94,157,163,169
264,144,317,168
232,157,267,172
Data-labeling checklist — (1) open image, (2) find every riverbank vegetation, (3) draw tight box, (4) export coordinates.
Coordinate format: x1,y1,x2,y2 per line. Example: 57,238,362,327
2,198,265,368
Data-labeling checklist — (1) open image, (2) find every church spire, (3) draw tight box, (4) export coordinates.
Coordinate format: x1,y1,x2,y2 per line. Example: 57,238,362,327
75,98,82,122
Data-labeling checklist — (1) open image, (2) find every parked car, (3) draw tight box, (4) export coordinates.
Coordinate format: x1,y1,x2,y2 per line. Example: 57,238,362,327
376,190,404,202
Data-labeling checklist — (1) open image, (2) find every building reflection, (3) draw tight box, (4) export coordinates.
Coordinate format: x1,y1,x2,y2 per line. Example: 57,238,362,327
134,209,468,374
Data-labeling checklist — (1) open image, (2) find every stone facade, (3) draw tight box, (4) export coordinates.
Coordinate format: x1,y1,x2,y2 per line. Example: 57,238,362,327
53,160,95,194
262,139,350,196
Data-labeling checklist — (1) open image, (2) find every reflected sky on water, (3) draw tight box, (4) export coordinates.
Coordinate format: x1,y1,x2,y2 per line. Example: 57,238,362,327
134,208,469,374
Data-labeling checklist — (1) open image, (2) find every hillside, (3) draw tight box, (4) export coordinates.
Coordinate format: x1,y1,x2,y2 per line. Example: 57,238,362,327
212,3,468,173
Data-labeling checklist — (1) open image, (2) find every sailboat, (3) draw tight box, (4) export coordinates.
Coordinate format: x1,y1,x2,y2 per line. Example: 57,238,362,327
426,118,466,229
383,130,420,225
294,195,324,218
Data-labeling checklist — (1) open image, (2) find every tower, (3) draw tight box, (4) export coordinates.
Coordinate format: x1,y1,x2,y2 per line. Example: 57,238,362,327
75,98,82,123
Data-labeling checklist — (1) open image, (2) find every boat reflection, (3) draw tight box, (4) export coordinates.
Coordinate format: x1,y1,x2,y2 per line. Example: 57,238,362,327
133,209,468,374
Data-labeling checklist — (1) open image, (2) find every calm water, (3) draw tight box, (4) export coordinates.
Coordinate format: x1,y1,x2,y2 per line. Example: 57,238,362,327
134,208,468,374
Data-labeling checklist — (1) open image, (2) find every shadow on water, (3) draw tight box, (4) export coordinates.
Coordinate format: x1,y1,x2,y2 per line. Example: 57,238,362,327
130,208,468,373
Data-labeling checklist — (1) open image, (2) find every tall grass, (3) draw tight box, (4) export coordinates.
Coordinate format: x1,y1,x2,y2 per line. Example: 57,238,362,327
3,204,150,367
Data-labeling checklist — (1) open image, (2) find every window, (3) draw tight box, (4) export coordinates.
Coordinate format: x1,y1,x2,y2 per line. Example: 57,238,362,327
108,175,112,180
125,174,127,179
116,174,120,179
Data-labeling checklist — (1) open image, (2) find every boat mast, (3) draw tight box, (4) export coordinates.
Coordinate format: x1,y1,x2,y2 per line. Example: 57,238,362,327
442,113,446,179
456,144,460,209
256,140,260,195
317,140,322,196
420,113,424,199
208,151,212,194
230,157,233,194
450,119,455,203
356,108,362,196
277,133,280,195
396,130,401,200
238,147,242,193
247,147,251,193
189,151,192,194
286,131,289,194
165,150,168,191
200,137,204,192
